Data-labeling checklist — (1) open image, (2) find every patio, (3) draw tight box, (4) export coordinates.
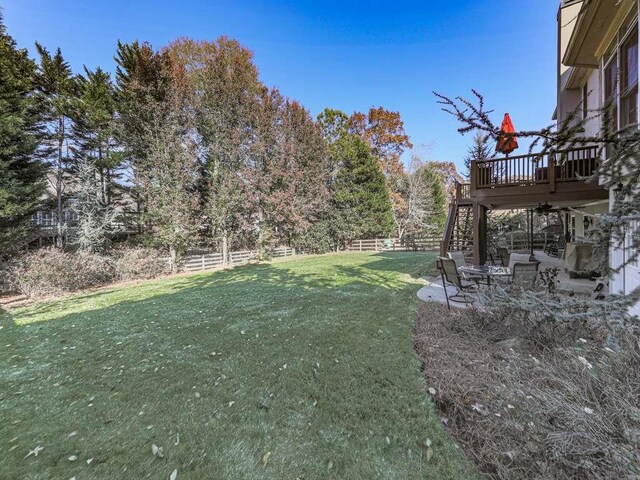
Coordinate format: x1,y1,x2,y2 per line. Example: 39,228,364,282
418,250,606,308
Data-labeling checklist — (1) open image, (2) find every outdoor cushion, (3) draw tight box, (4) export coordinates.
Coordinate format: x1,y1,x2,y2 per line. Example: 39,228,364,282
508,253,532,272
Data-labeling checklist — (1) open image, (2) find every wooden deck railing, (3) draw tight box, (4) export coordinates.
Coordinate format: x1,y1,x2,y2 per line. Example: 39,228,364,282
456,181,471,200
473,146,599,190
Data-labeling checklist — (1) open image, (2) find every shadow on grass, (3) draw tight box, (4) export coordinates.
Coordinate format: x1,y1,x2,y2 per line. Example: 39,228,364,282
8,252,436,327
0,250,481,480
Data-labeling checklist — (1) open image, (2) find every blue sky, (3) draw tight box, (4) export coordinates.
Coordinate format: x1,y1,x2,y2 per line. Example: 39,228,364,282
3,0,559,172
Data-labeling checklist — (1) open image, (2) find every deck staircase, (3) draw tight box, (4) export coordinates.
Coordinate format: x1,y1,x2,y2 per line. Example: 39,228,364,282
440,182,473,256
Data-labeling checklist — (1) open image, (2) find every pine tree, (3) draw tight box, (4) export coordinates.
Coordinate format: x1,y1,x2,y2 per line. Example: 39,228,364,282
35,43,79,247
73,67,121,205
420,162,447,236
463,131,493,179
72,66,124,250
0,14,47,254
331,135,393,246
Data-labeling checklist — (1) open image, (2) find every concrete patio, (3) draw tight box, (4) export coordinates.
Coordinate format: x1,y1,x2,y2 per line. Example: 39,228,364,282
417,250,606,308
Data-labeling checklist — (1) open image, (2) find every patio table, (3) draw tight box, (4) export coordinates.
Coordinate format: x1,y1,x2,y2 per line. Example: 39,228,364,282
458,265,511,286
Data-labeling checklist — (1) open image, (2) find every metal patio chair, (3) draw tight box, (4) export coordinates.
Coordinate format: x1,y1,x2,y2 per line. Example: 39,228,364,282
437,257,478,310
509,262,539,291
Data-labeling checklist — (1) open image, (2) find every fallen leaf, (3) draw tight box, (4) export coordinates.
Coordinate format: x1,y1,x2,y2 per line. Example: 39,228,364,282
428,387,436,396
262,451,271,467
426,448,434,462
68,455,77,461
24,445,44,458
87,458,94,464
170,468,178,480
472,402,490,416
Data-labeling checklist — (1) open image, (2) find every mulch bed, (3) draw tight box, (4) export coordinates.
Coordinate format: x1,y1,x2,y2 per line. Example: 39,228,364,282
413,302,640,480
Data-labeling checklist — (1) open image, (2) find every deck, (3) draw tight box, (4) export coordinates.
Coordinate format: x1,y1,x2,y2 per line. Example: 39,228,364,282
444,146,609,264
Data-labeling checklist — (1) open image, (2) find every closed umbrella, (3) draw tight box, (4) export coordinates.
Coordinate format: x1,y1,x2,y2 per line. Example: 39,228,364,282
496,113,518,155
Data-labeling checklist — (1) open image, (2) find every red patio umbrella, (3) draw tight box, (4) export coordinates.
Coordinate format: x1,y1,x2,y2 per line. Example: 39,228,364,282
496,112,518,155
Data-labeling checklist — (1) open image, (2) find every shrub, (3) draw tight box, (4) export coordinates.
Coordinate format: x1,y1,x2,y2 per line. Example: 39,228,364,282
112,247,169,281
12,248,115,298
292,220,334,254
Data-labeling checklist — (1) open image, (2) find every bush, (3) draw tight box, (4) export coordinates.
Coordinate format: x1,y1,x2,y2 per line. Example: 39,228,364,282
112,246,169,281
292,220,334,254
12,248,115,298
11,247,169,298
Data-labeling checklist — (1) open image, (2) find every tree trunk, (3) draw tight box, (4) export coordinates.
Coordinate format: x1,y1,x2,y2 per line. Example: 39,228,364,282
56,117,65,249
169,245,178,274
222,231,229,267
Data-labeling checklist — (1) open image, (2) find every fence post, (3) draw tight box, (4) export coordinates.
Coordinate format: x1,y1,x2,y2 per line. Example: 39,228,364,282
359,239,362,251
375,238,379,251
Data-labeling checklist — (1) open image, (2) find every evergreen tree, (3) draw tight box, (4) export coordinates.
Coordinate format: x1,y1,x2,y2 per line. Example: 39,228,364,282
420,162,447,236
73,157,116,252
331,135,393,246
71,67,123,251
73,67,121,205
0,14,47,254
35,42,79,247
463,131,493,179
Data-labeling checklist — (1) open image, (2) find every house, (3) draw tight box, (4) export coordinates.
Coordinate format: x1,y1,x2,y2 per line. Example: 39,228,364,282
442,0,639,310
29,170,140,248
558,0,639,309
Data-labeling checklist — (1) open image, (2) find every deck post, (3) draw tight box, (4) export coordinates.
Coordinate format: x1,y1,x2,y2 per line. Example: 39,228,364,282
549,152,556,193
472,202,487,265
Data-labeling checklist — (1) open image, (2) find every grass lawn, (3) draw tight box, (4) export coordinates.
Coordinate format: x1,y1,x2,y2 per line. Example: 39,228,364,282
1,252,477,479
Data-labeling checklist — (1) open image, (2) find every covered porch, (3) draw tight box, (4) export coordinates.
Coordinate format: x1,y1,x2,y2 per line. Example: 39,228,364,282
418,250,607,308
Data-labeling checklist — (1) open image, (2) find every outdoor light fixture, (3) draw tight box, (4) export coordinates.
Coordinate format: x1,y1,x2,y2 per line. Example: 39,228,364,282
535,202,552,217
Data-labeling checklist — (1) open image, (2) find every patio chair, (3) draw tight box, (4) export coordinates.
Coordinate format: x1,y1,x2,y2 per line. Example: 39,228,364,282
496,247,509,267
437,257,478,310
447,251,485,284
510,262,539,290
508,253,533,272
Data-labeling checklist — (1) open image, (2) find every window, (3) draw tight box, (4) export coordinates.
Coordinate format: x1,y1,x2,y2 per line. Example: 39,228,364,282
582,82,589,120
602,17,638,135
604,53,618,131
620,26,638,127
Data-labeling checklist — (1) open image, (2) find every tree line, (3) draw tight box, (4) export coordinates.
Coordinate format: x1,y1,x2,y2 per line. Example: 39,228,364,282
1,16,450,268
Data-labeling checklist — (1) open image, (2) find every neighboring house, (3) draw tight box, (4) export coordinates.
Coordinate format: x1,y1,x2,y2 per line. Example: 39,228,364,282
442,0,639,309
30,170,140,248
558,0,639,311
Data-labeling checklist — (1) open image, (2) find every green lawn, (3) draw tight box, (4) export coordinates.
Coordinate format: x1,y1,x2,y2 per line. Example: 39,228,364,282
1,252,477,479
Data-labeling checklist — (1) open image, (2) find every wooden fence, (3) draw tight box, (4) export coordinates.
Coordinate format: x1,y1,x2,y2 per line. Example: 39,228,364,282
347,237,441,252
178,246,298,273
493,232,560,252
